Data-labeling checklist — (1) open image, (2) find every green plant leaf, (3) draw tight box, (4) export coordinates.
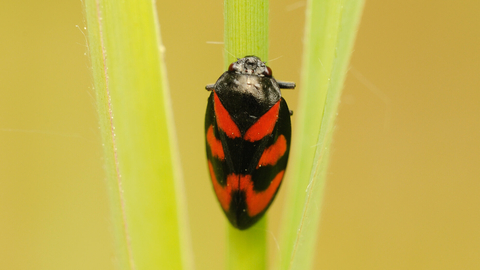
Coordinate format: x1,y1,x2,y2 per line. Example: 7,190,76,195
84,0,193,269
277,0,364,269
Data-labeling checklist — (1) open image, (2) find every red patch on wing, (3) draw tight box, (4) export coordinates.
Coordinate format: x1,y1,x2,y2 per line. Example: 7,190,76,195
244,170,284,216
207,125,225,160
214,93,241,138
257,135,287,168
210,170,285,217
208,161,231,211
244,101,280,142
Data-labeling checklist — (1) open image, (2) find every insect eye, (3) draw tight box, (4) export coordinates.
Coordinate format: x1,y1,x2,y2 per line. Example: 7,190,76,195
228,63,235,72
263,66,273,77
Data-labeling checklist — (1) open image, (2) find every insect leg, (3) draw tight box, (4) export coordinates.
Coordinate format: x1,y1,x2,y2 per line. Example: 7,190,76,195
277,81,296,89
205,84,215,91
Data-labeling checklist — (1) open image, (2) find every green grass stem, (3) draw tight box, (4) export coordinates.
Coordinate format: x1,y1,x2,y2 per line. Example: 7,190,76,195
224,0,269,269
84,1,192,269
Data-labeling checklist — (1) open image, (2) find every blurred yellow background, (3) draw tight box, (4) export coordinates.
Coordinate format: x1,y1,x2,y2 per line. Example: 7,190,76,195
1,0,479,269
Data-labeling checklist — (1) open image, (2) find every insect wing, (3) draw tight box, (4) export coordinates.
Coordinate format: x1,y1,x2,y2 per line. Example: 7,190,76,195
205,92,291,229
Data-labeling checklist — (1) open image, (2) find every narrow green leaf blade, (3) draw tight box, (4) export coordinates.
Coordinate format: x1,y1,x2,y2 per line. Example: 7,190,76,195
84,0,192,269
278,0,364,269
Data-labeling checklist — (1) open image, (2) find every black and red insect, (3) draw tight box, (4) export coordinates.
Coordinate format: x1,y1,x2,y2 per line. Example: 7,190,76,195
205,56,295,230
